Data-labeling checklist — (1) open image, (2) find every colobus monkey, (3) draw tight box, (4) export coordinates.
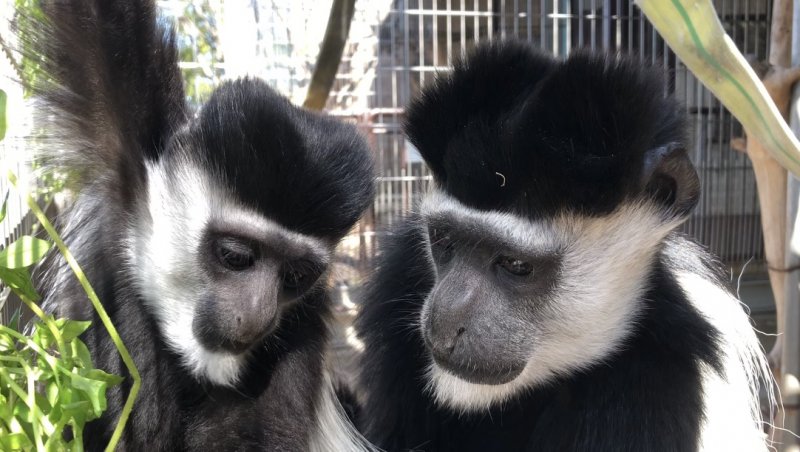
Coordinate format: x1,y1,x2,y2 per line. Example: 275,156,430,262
355,41,773,451
29,1,375,450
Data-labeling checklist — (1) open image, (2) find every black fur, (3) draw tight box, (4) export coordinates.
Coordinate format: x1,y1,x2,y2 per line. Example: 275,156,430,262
30,0,374,450
356,41,730,451
405,40,687,217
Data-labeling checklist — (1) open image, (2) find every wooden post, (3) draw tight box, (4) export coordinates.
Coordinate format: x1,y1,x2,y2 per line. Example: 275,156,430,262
748,0,800,447
780,0,800,447
303,0,357,111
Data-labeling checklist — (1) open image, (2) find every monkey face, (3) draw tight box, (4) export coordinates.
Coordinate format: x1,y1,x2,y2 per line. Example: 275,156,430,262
418,184,693,412
132,155,334,387
421,218,560,386
127,79,373,388
193,224,329,354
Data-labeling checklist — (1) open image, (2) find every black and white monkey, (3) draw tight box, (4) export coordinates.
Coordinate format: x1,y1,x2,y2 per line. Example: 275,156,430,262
355,41,774,451
28,0,375,450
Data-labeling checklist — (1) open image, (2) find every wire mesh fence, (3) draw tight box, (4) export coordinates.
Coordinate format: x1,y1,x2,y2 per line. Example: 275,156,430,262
0,0,775,307
327,0,772,281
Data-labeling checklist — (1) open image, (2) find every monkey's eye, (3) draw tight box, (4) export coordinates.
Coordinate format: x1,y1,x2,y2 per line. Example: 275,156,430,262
213,239,255,272
429,228,455,262
282,260,319,292
283,270,306,290
497,256,533,276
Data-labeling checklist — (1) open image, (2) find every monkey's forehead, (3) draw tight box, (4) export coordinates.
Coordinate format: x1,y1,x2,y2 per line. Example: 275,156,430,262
171,78,375,240
406,42,686,217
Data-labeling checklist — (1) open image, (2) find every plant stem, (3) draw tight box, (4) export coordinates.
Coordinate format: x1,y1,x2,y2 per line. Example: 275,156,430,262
15,290,66,361
8,172,140,451
0,366,55,435
26,365,45,451
0,325,54,360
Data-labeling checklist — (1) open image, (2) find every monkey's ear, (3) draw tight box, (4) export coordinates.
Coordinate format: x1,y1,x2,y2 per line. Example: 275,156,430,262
641,143,700,218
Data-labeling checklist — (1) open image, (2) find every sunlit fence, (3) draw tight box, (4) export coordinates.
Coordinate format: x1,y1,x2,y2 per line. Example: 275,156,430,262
0,0,774,294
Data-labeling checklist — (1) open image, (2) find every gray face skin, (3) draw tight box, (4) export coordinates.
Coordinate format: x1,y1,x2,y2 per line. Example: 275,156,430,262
133,160,336,386
193,218,329,354
421,216,562,385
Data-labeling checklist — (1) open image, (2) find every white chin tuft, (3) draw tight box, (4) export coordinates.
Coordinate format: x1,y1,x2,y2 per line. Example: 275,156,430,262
189,346,247,387
426,361,531,413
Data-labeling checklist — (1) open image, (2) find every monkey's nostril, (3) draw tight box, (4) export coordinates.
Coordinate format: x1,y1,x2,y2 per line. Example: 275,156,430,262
445,327,466,354
236,316,242,325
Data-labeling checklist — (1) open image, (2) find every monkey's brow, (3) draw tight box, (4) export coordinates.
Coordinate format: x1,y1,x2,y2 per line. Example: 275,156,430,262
424,215,557,257
206,217,331,263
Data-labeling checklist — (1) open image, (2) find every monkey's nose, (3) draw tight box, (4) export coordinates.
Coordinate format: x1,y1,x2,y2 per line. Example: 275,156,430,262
428,326,466,361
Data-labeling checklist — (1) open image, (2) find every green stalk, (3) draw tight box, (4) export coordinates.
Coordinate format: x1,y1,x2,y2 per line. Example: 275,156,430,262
26,363,45,451
0,366,55,435
16,291,66,361
8,172,139,451
0,325,55,361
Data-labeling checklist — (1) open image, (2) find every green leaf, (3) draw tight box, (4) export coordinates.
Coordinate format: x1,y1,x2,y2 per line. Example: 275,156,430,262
32,322,54,349
54,319,90,342
82,369,123,387
59,400,90,425
45,381,58,407
0,432,32,450
69,339,92,369
35,355,57,381
0,392,10,421
67,372,107,417
8,307,20,332
11,398,31,423
0,236,52,269
0,267,39,301
0,191,9,224
0,88,7,142
0,331,15,352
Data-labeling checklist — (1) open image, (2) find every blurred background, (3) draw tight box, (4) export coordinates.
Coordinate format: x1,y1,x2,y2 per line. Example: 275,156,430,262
0,0,778,351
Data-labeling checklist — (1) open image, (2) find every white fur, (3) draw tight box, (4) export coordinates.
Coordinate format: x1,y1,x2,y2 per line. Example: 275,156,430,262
419,190,684,412
128,159,330,386
677,272,773,451
309,371,377,452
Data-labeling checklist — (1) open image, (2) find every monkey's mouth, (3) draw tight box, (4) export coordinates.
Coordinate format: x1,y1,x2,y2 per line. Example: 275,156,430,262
431,354,524,385
217,338,252,354
194,316,279,355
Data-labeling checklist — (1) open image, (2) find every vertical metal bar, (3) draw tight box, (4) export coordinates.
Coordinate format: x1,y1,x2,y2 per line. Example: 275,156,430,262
513,0,519,37
474,0,480,42
418,2,425,85
553,0,559,54
564,0,571,52
638,3,644,60
578,0,584,47
590,0,596,50
401,0,411,225
447,0,453,62
525,0,533,42
461,0,467,51
501,0,507,39
650,1,657,61
615,0,621,48
602,0,610,49
433,0,439,69
527,0,533,41
744,0,750,60
488,0,495,37
627,0,632,52
540,0,546,49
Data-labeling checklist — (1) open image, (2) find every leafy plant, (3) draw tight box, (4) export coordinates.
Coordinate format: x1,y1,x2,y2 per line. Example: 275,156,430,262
0,88,136,451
